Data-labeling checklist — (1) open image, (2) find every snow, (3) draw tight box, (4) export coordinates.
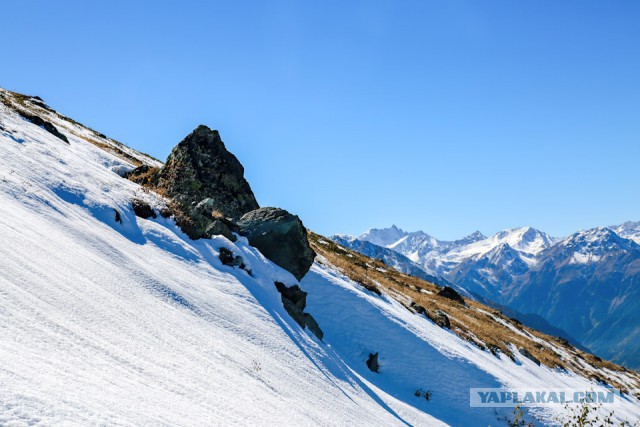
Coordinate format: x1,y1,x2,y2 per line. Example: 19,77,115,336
444,227,554,265
0,100,418,425
569,252,602,264
302,263,640,425
1,93,639,425
613,221,640,244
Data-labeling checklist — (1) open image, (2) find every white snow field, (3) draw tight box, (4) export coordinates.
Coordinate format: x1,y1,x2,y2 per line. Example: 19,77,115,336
1,91,639,425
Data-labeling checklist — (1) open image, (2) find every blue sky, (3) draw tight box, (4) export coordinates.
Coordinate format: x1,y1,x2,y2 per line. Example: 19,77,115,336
2,1,639,239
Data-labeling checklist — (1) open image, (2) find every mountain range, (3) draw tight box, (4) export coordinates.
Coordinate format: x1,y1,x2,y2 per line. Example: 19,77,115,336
336,223,640,369
2,86,640,425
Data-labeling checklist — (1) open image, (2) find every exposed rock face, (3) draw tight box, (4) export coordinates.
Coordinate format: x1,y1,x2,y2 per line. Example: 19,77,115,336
190,198,238,241
218,247,245,269
437,286,465,305
410,301,427,316
366,352,380,372
518,347,541,366
20,113,69,143
428,310,451,329
238,208,315,281
274,282,323,340
124,127,315,282
132,199,156,219
157,125,259,220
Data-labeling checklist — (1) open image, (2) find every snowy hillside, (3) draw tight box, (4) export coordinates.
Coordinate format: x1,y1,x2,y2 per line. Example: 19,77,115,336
1,88,640,425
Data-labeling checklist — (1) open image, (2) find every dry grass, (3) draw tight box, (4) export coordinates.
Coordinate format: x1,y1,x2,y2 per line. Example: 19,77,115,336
309,232,640,392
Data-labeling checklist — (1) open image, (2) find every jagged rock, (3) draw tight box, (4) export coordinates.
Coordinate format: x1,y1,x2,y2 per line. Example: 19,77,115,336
19,113,68,143
303,313,324,341
428,310,451,329
282,298,306,328
238,208,315,280
366,352,380,373
218,247,245,269
518,347,541,366
157,125,259,220
437,286,465,304
410,301,427,315
190,198,238,241
205,219,236,242
274,281,323,340
132,199,156,219
275,282,307,310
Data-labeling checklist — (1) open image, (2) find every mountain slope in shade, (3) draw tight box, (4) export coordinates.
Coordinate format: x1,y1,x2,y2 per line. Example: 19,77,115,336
505,228,640,369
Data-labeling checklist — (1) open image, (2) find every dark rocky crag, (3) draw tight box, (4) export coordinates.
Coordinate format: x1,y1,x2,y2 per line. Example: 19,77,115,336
157,125,259,219
237,208,315,281
125,125,315,282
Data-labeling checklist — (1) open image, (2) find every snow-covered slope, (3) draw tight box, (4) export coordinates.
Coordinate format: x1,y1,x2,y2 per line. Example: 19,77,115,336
2,88,640,425
0,89,433,425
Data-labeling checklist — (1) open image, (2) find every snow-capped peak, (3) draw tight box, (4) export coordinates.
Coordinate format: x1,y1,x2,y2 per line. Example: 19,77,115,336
611,221,640,245
358,224,408,247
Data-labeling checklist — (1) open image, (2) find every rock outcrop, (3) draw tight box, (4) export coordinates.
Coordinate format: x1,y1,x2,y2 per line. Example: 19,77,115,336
366,352,380,372
157,125,259,219
437,286,465,305
427,310,451,329
274,282,323,340
132,199,156,219
238,208,315,281
125,126,315,280
20,113,69,144
518,347,541,366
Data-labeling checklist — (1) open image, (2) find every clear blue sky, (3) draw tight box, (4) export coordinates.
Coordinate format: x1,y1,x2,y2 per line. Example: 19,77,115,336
2,1,639,239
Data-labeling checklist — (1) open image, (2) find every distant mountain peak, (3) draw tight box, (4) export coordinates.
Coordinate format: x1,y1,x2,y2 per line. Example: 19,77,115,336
611,221,640,244
359,225,409,247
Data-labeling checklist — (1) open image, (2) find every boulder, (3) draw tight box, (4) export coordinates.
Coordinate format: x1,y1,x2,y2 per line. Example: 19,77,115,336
157,125,259,220
366,352,380,373
19,113,69,144
428,310,451,329
218,247,245,269
437,286,465,305
132,199,156,219
238,208,315,281
518,347,541,366
303,313,324,341
191,198,238,241
274,281,323,340
410,301,427,315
